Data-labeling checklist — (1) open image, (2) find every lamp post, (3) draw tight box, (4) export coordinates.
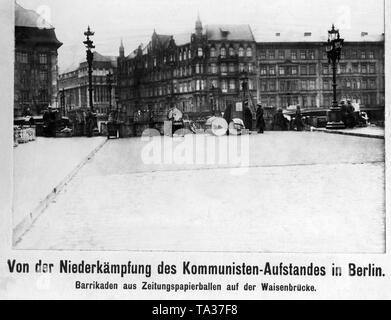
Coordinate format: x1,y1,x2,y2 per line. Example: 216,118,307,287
83,26,95,113
83,26,96,137
60,88,65,116
209,84,216,114
240,70,249,119
325,24,345,129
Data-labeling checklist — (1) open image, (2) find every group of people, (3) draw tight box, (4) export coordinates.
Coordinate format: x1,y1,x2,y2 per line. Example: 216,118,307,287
222,102,305,134
223,103,266,134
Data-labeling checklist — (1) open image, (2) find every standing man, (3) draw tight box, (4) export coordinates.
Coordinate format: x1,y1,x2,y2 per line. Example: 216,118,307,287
223,103,233,135
295,106,304,131
256,104,265,134
243,101,253,131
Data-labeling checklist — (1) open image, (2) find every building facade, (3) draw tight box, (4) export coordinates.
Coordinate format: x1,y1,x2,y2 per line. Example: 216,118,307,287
58,52,118,117
117,17,258,125
118,19,384,132
14,3,63,117
256,34,385,112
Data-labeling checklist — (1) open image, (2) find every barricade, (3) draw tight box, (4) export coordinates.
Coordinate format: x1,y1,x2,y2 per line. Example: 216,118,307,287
14,126,36,145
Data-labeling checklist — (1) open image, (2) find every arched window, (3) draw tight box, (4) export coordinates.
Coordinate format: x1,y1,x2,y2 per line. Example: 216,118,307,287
220,47,226,57
198,47,203,57
238,47,244,57
246,47,253,57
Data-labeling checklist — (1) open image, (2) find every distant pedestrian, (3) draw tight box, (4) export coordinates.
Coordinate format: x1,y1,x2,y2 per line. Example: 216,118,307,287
256,104,265,134
272,109,288,131
243,103,253,131
223,103,233,135
346,100,356,128
294,106,304,131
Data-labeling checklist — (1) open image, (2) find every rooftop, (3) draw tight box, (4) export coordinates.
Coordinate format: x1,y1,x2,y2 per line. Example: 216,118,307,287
253,29,384,43
205,24,255,42
15,2,53,29
60,51,117,74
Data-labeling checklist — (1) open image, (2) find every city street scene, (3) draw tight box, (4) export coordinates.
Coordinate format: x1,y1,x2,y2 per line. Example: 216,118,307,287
13,0,385,253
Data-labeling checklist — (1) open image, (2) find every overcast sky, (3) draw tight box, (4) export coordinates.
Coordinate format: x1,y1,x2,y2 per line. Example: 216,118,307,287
17,0,385,72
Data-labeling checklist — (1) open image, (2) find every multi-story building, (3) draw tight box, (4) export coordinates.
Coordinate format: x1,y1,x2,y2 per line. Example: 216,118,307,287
14,3,62,117
58,52,117,116
117,19,384,134
117,16,258,126
256,32,385,114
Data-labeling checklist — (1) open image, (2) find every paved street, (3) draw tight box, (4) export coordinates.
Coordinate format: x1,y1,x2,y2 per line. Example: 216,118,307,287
13,137,106,228
16,132,385,253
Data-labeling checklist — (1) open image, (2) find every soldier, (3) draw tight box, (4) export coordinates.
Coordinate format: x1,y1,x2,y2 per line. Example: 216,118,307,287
294,106,304,131
243,101,253,131
223,103,233,135
256,104,265,134
273,109,288,131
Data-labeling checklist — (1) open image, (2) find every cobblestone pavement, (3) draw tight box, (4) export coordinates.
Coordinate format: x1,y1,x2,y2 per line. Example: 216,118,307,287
13,137,106,227
16,132,385,253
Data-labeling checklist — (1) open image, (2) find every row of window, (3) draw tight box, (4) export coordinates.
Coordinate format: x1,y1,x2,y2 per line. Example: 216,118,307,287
139,78,256,98
259,49,377,61
176,46,253,61
259,95,318,108
323,78,377,90
260,64,317,76
140,77,378,97
16,52,48,64
210,63,254,74
323,63,377,74
130,61,379,83
210,46,253,58
260,77,378,92
329,49,376,60
259,49,316,60
137,45,255,70
140,62,256,82
260,79,317,92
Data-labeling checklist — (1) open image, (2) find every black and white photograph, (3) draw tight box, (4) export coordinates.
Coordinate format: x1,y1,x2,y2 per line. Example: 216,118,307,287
9,0,386,253
0,0,390,301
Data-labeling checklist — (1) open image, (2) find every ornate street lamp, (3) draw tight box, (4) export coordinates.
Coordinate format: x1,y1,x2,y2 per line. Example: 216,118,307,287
325,24,345,129
240,70,249,119
83,26,97,137
83,26,95,113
